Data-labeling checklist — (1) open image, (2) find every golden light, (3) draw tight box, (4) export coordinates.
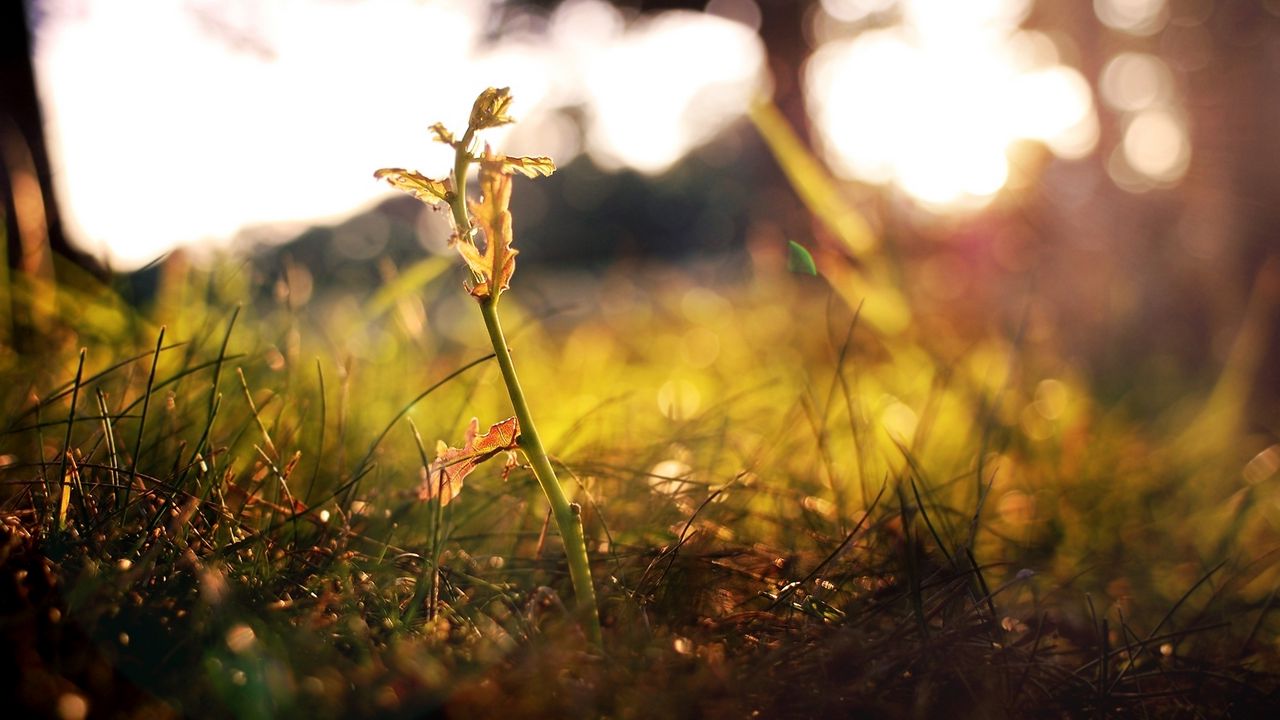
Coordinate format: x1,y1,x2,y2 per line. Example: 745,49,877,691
805,0,1097,210
564,3,767,174
1010,66,1099,160
33,0,765,270
657,378,702,420
879,398,919,444
35,0,487,269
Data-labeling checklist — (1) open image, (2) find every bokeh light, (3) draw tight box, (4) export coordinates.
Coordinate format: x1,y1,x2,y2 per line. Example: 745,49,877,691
1099,52,1174,112
32,0,766,269
819,0,898,23
1093,0,1169,37
1121,108,1191,184
1094,45,1191,193
805,0,1097,209
566,4,767,173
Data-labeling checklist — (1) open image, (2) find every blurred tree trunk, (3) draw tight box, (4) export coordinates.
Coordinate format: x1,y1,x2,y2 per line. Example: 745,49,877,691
755,0,810,135
1,0,97,283
1035,0,1280,430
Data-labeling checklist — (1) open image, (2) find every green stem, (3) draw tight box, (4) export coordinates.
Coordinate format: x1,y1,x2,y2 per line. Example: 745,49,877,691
479,298,602,647
449,128,475,236
447,137,602,648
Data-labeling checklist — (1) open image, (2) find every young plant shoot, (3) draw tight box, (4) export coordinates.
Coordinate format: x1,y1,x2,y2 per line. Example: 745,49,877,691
375,88,602,647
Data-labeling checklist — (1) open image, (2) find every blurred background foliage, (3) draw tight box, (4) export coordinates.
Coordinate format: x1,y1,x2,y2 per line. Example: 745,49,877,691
4,0,1277,428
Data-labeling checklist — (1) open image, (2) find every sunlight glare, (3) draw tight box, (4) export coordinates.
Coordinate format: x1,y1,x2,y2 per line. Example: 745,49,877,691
33,0,766,269
820,0,897,23
904,0,1032,39
1011,67,1098,159
571,7,767,174
34,0,485,269
806,0,1097,209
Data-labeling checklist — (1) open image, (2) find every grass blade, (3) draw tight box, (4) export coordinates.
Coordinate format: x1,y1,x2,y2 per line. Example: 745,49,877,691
123,327,165,513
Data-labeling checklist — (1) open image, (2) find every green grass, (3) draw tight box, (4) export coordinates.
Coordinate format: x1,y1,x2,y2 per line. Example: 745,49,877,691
1,248,1278,718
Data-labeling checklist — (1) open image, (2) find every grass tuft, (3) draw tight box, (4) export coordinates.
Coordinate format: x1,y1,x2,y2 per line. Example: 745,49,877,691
1,251,1276,718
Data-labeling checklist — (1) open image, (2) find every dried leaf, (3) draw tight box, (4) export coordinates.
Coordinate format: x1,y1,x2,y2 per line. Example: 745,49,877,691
418,417,521,506
429,122,455,146
500,155,556,179
469,87,515,131
460,145,518,299
374,168,450,206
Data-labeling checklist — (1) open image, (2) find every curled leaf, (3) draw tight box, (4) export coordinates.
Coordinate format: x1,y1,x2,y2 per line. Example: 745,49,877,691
418,417,521,506
374,168,450,206
469,87,515,131
499,155,556,179
460,145,518,299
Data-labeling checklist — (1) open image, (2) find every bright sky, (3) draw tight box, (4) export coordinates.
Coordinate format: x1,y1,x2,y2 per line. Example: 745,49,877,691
32,0,767,269
807,0,1100,209
807,0,1190,207
34,0,1185,268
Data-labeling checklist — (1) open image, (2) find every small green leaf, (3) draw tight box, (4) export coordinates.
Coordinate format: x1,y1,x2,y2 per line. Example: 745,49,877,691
787,241,818,276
